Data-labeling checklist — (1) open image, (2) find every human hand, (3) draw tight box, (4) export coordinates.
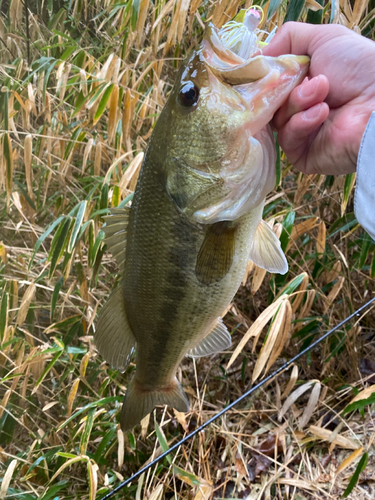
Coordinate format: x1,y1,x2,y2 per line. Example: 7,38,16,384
262,22,375,175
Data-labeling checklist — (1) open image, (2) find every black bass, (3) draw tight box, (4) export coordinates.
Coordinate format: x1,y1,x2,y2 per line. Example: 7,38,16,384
95,10,309,431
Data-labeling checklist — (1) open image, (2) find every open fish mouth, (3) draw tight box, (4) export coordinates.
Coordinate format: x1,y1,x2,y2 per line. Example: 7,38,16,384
201,8,309,86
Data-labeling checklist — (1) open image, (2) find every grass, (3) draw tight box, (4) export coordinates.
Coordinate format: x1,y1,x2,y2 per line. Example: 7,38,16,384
0,0,375,499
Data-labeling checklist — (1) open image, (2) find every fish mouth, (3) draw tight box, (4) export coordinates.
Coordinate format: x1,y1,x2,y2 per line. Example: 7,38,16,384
202,22,309,86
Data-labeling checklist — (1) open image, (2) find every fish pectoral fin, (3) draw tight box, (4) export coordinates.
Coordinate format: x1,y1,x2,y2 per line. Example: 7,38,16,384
94,286,136,371
102,207,131,273
187,318,232,358
120,377,190,432
249,219,288,275
195,221,237,285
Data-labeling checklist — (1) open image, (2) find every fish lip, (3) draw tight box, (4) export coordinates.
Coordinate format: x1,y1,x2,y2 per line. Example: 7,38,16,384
202,22,310,86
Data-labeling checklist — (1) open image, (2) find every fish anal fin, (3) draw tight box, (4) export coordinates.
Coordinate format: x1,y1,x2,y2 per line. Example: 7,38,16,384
249,219,288,275
94,286,136,371
187,317,232,358
120,377,189,432
102,207,131,273
195,221,237,285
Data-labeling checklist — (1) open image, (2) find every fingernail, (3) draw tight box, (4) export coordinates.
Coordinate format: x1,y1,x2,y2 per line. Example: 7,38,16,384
298,77,317,99
302,104,321,120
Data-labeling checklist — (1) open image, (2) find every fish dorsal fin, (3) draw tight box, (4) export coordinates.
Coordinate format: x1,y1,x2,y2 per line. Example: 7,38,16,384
102,207,131,273
195,221,237,285
187,318,232,358
94,286,136,371
249,219,288,274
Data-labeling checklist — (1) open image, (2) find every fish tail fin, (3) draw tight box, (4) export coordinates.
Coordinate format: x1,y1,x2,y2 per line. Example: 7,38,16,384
120,377,190,432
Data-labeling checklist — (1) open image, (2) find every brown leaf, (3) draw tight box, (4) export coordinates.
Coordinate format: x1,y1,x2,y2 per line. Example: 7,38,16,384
360,358,375,383
258,434,281,457
254,454,271,476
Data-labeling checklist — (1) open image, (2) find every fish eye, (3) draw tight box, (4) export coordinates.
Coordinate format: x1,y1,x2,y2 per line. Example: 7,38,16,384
179,82,199,107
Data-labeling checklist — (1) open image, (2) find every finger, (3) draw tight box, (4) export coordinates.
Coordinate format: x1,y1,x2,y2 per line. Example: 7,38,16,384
277,102,329,171
273,74,329,130
262,22,349,58
262,22,323,57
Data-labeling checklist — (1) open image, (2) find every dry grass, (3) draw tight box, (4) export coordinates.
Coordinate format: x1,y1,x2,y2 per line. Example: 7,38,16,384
0,0,375,499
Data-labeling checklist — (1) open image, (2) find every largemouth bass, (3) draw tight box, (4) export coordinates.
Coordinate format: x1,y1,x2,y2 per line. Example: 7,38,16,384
95,10,309,431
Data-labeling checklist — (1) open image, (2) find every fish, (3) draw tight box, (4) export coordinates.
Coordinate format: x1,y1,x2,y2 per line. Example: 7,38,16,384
94,9,309,432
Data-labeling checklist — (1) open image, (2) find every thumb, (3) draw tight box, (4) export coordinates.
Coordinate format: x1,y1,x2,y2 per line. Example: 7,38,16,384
261,21,323,57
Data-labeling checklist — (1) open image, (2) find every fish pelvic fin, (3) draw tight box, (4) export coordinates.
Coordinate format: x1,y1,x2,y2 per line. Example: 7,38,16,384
249,219,288,275
102,207,131,273
187,317,231,358
94,286,136,371
120,377,190,432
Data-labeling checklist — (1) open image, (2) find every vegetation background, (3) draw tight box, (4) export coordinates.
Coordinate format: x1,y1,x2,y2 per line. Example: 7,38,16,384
0,0,374,498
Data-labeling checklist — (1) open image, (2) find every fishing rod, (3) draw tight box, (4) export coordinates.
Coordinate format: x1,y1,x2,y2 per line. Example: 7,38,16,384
99,295,375,500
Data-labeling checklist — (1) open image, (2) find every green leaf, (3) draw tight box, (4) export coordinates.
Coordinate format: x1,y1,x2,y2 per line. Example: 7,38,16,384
55,451,78,459
118,191,134,208
343,452,368,497
329,212,358,238
4,134,13,202
61,45,77,61
284,0,305,22
51,276,64,320
44,314,81,334
37,480,69,500
2,88,9,130
0,292,8,343
49,217,73,278
306,0,324,24
29,216,65,270
89,230,105,268
57,396,122,431
42,59,58,102
94,427,116,463
278,273,307,298
33,350,63,393
172,465,201,486
94,83,114,122
131,0,140,30
279,211,295,252
268,0,284,20
154,417,171,464
80,407,96,455
343,392,375,415
358,232,372,269
342,173,356,216
68,200,87,252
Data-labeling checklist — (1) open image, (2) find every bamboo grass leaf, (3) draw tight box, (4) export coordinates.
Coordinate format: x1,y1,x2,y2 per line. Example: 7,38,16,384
29,216,65,270
3,134,13,207
343,452,369,497
32,349,63,394
284,0,306,22
94,83,114,123
154,418,171,464
80,407,96,455
0,292,8,343
268,0,284,20
48,217,73,278
68,200,87,252
57,396,122,431
280,211,295,252
51,276,64,320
